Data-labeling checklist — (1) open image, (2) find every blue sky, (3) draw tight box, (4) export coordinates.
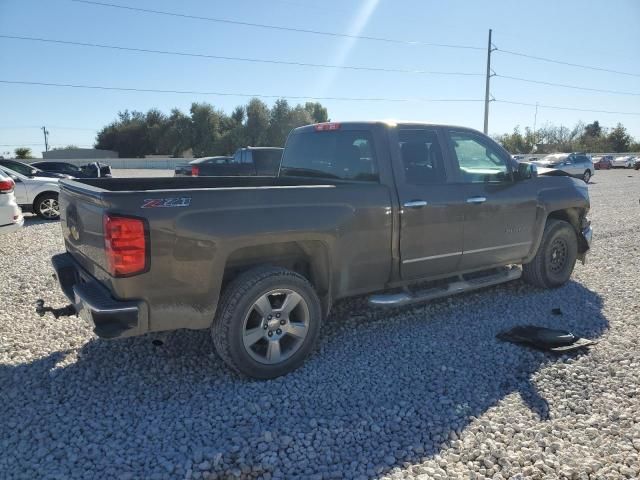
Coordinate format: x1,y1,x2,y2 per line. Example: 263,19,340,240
1,0,639,157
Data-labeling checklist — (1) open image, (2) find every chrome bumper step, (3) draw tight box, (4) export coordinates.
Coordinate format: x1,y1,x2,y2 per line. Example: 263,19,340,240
368,266,521,308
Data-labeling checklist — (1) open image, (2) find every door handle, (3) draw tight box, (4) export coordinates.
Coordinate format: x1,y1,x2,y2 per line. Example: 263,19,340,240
403,200,428,208
466,196,487,204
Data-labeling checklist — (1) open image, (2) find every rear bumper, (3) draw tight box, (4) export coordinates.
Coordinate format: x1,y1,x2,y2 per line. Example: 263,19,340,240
52,253,148,339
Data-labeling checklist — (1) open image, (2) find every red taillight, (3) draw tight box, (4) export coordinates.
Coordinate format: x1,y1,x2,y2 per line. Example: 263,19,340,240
191,165,200,176
0,178,15,193
314,122,341,132
103,214,147,277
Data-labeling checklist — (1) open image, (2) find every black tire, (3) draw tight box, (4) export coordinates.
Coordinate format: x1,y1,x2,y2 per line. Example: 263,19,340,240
583,170,591,183
212,266,322,379
522,219,578,289
34,192,60,220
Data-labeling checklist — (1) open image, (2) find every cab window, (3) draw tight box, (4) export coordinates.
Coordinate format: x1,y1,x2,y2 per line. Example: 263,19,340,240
448,131,510,183
398,129,446,184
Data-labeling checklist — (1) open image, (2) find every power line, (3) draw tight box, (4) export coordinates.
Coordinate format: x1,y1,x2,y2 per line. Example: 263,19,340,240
496,74,640,97
0,143,46,146
0,34,483,77
495,99,640,116
0,79,485,104
0,125,98,130
495,48,640,78
69,0,484,51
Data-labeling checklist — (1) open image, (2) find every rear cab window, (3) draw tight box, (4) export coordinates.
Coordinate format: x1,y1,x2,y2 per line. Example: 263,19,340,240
280,127,379,182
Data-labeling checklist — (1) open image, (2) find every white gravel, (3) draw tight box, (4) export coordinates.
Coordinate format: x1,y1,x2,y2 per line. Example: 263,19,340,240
1,169,639,479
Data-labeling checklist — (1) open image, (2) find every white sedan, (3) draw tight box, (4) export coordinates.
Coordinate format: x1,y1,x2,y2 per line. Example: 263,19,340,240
0,170,24,234
611,156,635,168
0,166,61,220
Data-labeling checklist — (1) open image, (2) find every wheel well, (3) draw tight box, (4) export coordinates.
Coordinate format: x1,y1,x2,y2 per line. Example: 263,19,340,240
547,208,589,253
32,191,58,210
221,241,331,313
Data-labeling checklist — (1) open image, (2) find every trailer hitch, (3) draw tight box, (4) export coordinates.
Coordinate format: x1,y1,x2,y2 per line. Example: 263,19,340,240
35,299,77,319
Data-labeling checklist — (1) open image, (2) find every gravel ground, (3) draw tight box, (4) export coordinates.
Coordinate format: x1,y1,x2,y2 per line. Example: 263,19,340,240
1,169,639,479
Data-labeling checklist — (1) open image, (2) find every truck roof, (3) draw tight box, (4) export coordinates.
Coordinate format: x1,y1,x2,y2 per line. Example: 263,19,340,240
292,121,479,134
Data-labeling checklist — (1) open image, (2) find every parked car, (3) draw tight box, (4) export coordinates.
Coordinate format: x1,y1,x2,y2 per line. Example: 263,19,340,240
174,156,234,177
191,147,283,177
593,155,613,170
31,161,112,178
533,153,594,182
0,159,69,179
634,157,640,170
46,121,591,379
0,170,23,234
0,166,60,219
612,155,635,169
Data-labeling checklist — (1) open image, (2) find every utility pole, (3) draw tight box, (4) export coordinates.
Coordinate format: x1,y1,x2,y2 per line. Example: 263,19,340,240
41,126,49,152
532,102,539,152
483,29,495,135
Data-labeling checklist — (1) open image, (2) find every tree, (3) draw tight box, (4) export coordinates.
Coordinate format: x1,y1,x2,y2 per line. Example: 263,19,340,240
14,147,33,159
607,123,632,152
245,98,270,146
52,145,79,151
304,102,329,123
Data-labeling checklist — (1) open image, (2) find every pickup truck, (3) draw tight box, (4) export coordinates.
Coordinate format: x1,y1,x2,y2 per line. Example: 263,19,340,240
190,147,283,177
46,122,592,379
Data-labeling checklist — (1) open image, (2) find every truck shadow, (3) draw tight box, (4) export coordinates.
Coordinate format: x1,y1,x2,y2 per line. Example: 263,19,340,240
0,280,607,479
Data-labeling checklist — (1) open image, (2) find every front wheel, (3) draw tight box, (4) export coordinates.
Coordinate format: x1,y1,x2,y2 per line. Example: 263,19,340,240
212,266,322,379
583,170,591,183
34,192,60,220
523,219,578,289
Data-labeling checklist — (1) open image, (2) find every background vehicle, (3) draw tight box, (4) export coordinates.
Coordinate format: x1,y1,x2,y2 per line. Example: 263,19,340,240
174,156,233,177
31,161,112,178
593,155,613,170
533,153,594,182
49,121,591,379
634,158,640,170
612,155,635,168
0,166,60,219
0,159,70,179
191,147,283,177
0,171,23,234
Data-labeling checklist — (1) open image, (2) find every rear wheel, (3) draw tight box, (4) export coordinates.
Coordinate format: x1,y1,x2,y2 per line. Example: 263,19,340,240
212,266,322,379
34,192,60,220
523,219,578,289
583,170,591,183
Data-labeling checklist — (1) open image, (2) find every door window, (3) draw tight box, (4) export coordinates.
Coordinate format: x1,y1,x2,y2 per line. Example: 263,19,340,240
448,132,511,183
398,129,446,184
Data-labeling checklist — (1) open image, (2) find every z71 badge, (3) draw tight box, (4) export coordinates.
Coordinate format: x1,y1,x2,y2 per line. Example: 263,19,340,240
142,197,191,209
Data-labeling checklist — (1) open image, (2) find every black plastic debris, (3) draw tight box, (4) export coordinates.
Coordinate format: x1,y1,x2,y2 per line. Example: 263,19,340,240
497,325,596,352
551,308,563,316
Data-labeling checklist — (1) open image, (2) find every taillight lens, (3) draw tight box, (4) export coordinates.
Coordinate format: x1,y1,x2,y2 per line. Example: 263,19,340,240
103,214,148,277
314,122,341,132
0,178,15,193
191,165,200,176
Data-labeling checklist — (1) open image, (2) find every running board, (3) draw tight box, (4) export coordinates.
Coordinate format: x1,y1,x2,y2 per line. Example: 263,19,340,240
368,266,521,308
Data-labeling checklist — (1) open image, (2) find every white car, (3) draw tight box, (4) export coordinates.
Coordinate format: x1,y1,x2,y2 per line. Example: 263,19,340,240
0,166,61,220
611,155,635,168
0,170,24,234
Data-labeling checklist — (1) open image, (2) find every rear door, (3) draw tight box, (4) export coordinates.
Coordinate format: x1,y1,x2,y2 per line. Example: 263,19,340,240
391,126,466,280
444,129,538,271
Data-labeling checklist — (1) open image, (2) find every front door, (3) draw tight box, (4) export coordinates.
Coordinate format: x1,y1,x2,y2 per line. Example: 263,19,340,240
392,126,467,280
444,129,538,271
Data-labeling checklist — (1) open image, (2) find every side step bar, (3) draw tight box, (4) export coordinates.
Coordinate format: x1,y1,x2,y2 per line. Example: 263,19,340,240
368,266,521,308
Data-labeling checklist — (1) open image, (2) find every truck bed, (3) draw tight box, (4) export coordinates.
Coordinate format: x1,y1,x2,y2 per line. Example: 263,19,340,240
66,176,334,192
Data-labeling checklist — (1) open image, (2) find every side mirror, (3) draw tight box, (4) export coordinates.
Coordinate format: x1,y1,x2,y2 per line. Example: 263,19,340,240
516,162,537,180
30,168,38,176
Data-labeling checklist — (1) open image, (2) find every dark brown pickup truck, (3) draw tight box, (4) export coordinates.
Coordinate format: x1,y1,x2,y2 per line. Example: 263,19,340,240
46,121,592,378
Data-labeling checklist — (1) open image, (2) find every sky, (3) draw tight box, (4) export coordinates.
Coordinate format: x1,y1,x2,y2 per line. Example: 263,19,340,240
1,0,639,158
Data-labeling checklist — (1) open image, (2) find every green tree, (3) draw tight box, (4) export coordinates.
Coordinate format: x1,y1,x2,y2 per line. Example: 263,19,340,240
304,102,329,123
607,123,632,152
14,147,33,159
245,98,270,146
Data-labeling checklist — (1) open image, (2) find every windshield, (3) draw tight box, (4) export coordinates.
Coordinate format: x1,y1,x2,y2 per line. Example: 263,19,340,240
0,160,38,176
540,154,568,163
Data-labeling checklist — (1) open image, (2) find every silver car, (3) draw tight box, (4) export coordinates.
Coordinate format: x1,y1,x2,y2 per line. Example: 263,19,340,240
534,153,594,183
